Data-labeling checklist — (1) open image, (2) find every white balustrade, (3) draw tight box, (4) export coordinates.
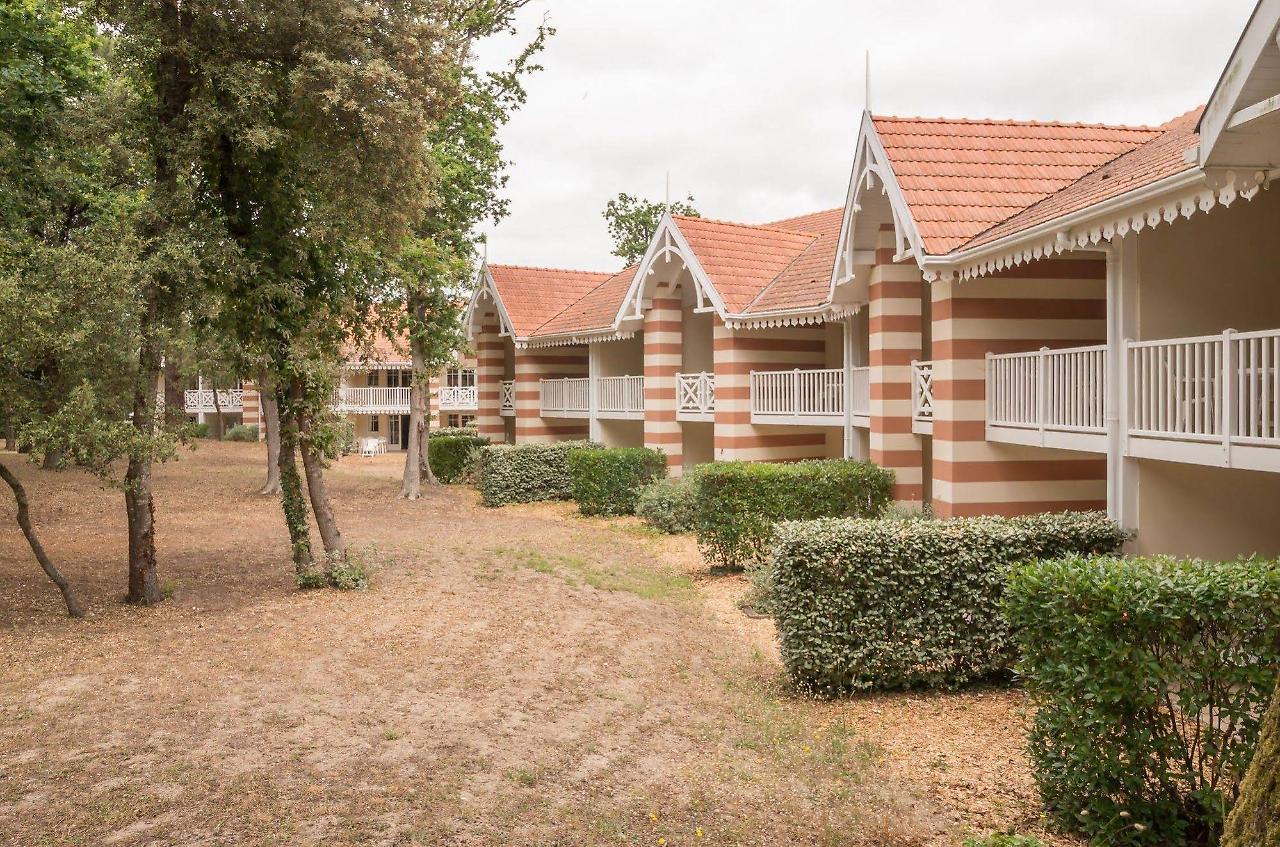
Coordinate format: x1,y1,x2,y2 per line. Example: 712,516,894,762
333,386,412,412
540,377,590,415
850,366,871,417
597,375,644,415
912,360,935,421
750,368,845,422
438,386,478,410
500,380,515,415
676,372,716,416
184,388,245,412
987,345,1107,434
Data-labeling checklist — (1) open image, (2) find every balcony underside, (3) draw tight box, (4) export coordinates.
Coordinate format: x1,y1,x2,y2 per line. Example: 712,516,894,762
986,424,1106,453
749,412,870,428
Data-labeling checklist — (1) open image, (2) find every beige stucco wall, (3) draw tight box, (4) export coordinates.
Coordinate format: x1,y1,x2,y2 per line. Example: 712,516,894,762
598,418,643,448
1130,185,1280,559
593,334,643,377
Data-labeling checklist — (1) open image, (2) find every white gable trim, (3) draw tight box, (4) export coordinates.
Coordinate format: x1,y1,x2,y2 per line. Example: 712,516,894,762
463,263,518,341
613,213,727,324
830,111,927,298
1199,0,1280,168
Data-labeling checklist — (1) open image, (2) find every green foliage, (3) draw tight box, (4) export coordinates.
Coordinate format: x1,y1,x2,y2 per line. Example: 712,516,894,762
962,836,1046,847
771,512,1126,696
693,460,894,569
1006,555,1280,847
428,434,489,484
223,424,259,443
603,192,699,264
567,447,668,517
635,473,701,534
191,422,210,438
430,425,479,439
477,441,601,507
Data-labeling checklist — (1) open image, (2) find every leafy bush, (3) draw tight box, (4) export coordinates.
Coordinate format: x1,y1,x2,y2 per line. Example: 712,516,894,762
477,440,601,507
191,422,210,438
963,836,1045,847
1006,555,1280,847
430,425,478,439
428,434,489,484
223,424,259,442
568,447,668,516
772,511,1126,695
693,459,894,569
636,474,701,534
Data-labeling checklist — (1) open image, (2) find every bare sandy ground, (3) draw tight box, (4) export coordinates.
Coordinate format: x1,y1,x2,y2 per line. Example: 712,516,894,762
0,442,1074,846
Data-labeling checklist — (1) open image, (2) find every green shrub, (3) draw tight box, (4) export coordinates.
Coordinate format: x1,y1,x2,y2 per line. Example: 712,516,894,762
772,511,1126,695
223,424,259,442
635,473,701,534
428,434,489,484
693,459,894,569
567,447,668,516
477,440,601,507
1006,555,1280,847
962,836,1045,847
430,425,478,439
191,422,211,438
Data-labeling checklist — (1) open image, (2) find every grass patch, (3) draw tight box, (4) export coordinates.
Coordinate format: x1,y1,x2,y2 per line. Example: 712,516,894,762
505,766,539,787
491,545,697,604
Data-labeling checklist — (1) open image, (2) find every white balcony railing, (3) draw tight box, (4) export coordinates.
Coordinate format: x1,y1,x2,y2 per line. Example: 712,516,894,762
438,386,478,410
184,388,244,413
676,372,715,419
850,366,871,418
987,345,1108,435
500,380,515,416
540,377,590,417
750,368,844,424
333,386,411,412
597,375,644,417
912,360,935,422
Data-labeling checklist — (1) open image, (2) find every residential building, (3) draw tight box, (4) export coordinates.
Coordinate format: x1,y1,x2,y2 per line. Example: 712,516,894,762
465,1,1280,559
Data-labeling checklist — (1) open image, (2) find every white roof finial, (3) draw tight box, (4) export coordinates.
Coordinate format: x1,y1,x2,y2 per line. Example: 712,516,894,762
864,50,871,113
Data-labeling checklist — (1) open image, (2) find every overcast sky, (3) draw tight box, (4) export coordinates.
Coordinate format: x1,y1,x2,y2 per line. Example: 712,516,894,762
473,1,1256,271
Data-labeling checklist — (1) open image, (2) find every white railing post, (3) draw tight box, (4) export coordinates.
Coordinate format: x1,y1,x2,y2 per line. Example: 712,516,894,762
792,369,801,416
1222,328,1235,466
1036,347,1049,442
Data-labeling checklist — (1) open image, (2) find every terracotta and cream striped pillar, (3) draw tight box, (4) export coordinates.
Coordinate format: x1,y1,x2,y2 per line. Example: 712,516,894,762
240,382,263,438
514,346,589,443
643,284,683,474
474,316,506,442
868,242,925,505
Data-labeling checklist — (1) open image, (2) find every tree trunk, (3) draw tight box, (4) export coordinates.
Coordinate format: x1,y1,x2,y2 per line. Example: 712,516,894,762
259,386,282,495
210,381,225,439
276,386,314,577
298,400,346,561
401,354,426,499
123,328,164,606
163,358,183,426
4,422,15,451
40,449,62,470
0,460,84,617
418,386,438,486
1223,677,1280,847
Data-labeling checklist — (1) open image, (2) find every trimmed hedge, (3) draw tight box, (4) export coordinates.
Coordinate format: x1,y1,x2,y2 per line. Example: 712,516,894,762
772,511,1126,695
1007,555,1280,847
636,474,701,534
430,425,478,439
477,440,601,507
224,424,259,442
428,434,489,484
568,447,668,516
693,460,894,568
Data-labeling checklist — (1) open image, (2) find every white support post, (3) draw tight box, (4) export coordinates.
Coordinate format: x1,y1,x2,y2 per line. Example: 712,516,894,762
1036,347,1049,441
588,344,601,442
843,317,855,458
1107,239,1140,532
196,374,206,425
1221,328,1235,467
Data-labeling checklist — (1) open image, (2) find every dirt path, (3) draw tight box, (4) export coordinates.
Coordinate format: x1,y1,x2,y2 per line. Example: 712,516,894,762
0,443,1068,846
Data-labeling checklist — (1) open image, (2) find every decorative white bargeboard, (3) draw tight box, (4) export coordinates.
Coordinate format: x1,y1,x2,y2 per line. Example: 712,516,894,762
184,388,245,413
333,386,411,413
596,375,644,419
500,380,515,416
540,377,590,417
750,368,844,426
438,386,478,410
676,372,715,421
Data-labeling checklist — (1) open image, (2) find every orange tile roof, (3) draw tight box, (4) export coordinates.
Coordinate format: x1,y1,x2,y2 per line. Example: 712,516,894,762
960,108,1203,251
488,264,613,337
745,207,845,313
873,116,1164,255
673,215,820,313
536,265,639,336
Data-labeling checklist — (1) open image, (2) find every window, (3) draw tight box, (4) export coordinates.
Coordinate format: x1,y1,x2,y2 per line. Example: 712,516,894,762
447,414,461,428
366,371,380,387
446,367,476,388
370,415,380,433
388,415,400,444
387,369,400,388
461,414,476,427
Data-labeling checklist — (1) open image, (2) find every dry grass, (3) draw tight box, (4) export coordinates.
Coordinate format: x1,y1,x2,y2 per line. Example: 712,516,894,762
0,442,1074,846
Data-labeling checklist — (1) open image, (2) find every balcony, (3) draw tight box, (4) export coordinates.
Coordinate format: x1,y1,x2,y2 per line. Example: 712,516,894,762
540,377,590,418
439,386,478,411
500,380,515,416
986,329,1280,473
676,372,715,421
333,386,410,413
596,375,644,420
184,388,244,413
749,368,868,427
912,360,934,435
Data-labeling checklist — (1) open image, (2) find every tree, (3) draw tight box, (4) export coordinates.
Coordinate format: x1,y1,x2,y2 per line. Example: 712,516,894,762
1223,679,1280,846
603,192,699,265
395,1,551,499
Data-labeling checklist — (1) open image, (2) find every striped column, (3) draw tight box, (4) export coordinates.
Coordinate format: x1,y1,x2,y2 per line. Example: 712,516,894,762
474,317,505,441
868,239,925,505
931,255,1108,517
644,286,683,473
241,382,264,439
514,346,589,443
713,321,829,463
